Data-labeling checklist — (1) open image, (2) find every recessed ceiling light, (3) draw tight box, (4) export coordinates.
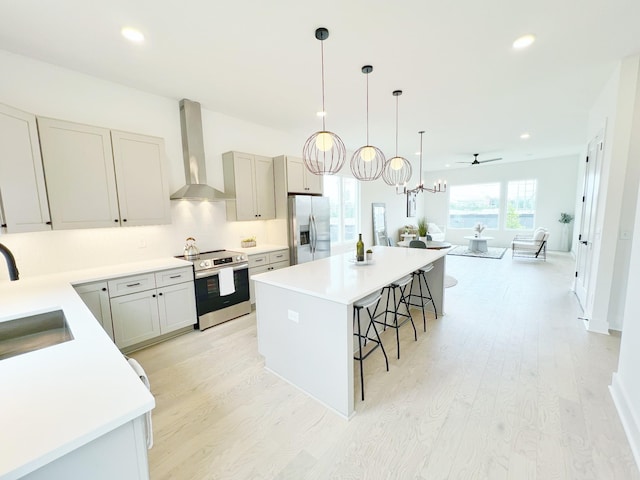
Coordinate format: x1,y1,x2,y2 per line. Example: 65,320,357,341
445,164,450,168
316,111,326,117
513,34,535,49
520,132,531,139
121,27,145,43
415,151,421,155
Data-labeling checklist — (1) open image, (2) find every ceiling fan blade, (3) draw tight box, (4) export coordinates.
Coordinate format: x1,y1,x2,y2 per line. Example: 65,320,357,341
456,161,471,164
479,157,502,163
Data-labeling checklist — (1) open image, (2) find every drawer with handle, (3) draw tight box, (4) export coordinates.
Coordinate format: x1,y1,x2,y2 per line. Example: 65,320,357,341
248,254,268,268
268,250,289,264
155,267,194,288
107,272,156,297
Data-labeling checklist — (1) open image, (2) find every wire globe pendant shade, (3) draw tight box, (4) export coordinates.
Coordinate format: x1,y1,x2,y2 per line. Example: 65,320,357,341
382,90,412,187
350,65,385,181
302,27,346,176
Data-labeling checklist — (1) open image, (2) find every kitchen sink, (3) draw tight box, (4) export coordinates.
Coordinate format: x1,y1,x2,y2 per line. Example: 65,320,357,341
0,310,73,361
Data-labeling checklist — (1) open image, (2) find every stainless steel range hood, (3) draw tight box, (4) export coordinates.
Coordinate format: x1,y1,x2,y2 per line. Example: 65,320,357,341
170,99,233,201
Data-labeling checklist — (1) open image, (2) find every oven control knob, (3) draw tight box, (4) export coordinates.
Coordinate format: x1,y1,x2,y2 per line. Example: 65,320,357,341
199,261,206,268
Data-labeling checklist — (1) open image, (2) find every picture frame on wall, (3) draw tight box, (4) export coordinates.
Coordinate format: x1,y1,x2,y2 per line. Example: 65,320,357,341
406,192,416,217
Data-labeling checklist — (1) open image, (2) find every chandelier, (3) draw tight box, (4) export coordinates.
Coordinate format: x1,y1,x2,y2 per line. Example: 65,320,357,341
302,27,346,176
406,130,446,195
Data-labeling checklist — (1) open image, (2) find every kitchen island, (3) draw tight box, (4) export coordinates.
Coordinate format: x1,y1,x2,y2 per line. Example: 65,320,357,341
0,257,189,480
253,245,447,418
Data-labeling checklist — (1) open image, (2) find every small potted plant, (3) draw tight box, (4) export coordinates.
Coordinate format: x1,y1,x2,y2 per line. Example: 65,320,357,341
417,217,428,241
559,212,574,252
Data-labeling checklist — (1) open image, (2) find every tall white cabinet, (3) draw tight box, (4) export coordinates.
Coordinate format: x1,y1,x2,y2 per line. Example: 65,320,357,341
37,117,171,230
223,151,276,221
0,103,51,233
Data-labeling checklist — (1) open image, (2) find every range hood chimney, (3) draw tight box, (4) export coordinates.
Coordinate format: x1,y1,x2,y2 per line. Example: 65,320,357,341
170,99,233,201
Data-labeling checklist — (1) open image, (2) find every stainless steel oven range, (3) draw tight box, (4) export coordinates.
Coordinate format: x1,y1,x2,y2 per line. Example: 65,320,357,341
180,249,251,330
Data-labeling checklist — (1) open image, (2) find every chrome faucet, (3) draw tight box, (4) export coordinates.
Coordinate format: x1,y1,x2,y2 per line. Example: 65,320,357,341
0,243,19,281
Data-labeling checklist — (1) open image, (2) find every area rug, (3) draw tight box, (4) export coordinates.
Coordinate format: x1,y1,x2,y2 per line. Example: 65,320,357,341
447,245,507,259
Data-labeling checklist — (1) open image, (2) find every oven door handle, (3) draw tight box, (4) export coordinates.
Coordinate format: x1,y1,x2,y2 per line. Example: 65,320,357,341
195,262,249,279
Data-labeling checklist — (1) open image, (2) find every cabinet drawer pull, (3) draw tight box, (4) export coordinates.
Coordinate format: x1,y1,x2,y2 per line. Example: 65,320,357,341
255,258,264,263
126,282,141,287
169,274,182,279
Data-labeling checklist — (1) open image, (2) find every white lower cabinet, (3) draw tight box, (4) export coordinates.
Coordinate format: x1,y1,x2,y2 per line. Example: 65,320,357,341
76,266,196,350
109,267,196,349
74,281,114,341
248,249,290,304
111,289,162,348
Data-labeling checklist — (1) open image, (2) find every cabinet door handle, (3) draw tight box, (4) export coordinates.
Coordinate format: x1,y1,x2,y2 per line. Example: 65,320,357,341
114,219,119,223
126,282,141,287
101,287,107,292
46,221,52,225
158,292,163,296
0,224,6,228
122,218,127,222
152,294,156,298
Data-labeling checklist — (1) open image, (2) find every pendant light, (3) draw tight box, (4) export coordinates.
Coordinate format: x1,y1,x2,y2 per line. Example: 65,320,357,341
382,90,412,191
302,27,346,176
407,130,447,194
350,65,385,181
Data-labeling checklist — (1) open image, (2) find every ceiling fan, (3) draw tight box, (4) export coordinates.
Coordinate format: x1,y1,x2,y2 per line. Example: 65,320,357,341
457,153,503,165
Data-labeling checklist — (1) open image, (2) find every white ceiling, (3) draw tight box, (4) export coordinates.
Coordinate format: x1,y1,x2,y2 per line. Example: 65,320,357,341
1,0,640,172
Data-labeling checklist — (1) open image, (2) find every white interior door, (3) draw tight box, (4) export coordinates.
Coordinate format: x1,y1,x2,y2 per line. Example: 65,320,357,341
575,131,604,309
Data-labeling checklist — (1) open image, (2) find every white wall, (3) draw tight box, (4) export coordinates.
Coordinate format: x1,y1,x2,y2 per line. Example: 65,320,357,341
585,55,640,333
610,174,640,470
420,155,579,250
0,50,299,280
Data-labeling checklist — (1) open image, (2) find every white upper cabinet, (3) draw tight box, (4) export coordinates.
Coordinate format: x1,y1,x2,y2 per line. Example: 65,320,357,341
280,155,323,195
222,151,276,221
111,130,171,226
37,117,171,230
38,117,120,229
0,103,51,233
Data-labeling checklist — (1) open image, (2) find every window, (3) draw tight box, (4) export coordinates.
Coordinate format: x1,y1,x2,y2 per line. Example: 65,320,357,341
448,183,500,229
506,180,536,229
325,176,360,244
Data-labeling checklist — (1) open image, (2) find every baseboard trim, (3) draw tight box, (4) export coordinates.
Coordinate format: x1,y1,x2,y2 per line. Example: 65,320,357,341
610,373,640,473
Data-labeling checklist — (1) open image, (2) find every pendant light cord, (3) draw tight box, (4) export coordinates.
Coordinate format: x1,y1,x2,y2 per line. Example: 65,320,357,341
366,72,370,145
395,95,399,157
419,131,424,187
320,39,326,132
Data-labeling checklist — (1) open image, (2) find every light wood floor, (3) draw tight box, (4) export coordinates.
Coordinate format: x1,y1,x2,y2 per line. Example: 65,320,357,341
132,251,640,480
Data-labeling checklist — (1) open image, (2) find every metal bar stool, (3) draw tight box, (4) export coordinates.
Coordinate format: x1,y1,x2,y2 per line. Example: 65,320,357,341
353,291,389,401
407,263,438,332
371,275,417,359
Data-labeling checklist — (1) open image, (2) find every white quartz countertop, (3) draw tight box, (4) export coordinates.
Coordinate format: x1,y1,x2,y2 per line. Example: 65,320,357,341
252,245,446,305
0,257,190,480
233,244,289,255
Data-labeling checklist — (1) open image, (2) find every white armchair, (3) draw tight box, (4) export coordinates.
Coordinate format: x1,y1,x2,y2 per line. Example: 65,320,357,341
427,223,445,242
512,227,549,260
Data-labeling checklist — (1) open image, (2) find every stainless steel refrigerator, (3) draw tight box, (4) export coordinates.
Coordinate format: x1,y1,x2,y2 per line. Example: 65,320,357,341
288,195,331,265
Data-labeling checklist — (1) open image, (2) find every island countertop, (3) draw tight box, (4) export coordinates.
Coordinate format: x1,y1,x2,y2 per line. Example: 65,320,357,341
0,257,190,480
252,245,447,305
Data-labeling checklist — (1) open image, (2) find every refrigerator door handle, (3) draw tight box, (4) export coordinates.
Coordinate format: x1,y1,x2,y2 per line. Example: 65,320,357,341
310,214,317,253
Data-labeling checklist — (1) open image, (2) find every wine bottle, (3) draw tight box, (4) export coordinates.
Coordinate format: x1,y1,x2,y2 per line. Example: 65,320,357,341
356,233,364,262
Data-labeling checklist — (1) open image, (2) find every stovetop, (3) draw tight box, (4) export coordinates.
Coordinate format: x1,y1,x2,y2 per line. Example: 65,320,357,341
179,249,248,272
